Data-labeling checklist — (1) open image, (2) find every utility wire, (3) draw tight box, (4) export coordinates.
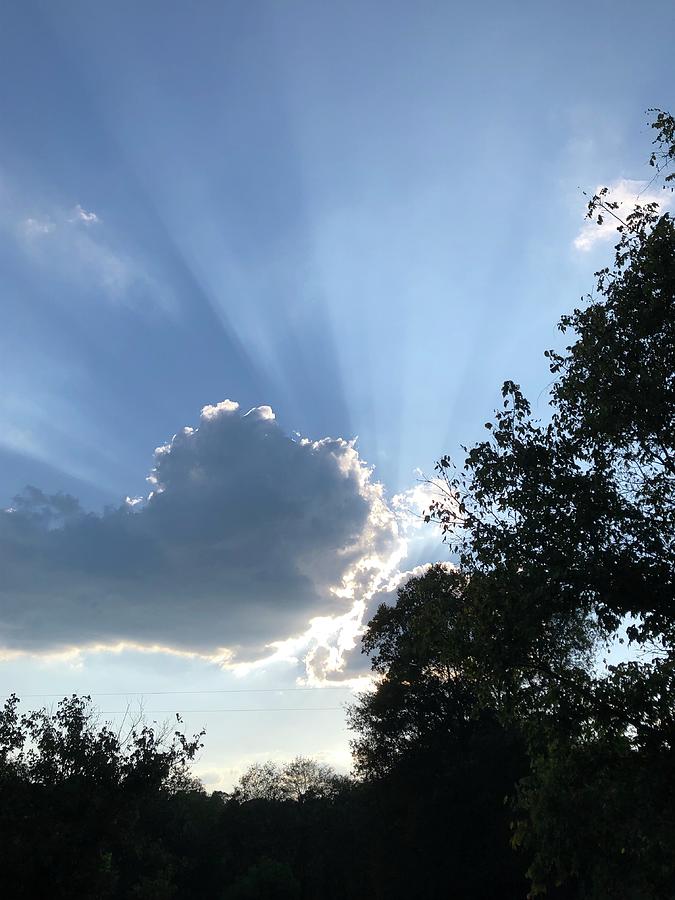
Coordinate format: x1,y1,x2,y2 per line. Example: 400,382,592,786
96,706,344,714
11,686,357,699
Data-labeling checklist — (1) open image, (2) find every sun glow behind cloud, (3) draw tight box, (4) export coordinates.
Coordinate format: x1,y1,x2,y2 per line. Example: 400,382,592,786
0,399,439,684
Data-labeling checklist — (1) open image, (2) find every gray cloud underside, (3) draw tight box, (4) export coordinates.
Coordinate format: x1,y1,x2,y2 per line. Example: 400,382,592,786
0,402,397,656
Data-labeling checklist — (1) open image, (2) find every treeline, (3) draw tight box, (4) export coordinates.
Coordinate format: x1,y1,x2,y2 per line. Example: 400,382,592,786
0,697,527,898
2,109,675,898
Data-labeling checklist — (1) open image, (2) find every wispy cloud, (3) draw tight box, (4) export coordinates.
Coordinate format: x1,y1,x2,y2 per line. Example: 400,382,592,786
69,203,100,225
0,172,174,315
16,203,156,305
22,217,56,237
573,178,672,252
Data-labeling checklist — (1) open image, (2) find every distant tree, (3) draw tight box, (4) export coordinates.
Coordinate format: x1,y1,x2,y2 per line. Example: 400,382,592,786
278,756,347,802
232,756,346,803
232,760,288,802
224,757,364,900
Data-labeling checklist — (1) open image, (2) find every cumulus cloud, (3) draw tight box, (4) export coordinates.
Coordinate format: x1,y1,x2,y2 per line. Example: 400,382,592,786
0,401,409,666
573,178,672,252
322,562,451,681
281,556,454,685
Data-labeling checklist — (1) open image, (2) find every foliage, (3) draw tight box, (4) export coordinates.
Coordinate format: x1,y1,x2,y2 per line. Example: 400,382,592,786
348,565,530,899
421,109,675,896
224,859,301,900
0,694,366,898
0,693,205,898
349,565,475,776
232,756,346,803
0,687,531,899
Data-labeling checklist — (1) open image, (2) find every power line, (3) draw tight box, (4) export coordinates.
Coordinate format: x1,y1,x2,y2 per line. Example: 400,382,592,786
97,707,344,714
11,686,357,699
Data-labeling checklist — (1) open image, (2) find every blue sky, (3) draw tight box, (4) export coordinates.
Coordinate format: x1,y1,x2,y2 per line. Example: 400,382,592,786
1,0,674,787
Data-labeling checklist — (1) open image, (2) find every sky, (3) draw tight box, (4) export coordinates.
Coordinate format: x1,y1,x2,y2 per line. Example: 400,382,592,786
1,0,674,788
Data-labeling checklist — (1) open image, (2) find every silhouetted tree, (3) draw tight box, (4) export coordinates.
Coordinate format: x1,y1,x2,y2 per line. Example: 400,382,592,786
232,757,346,803
348,565,530,899
423,109,675,898
0,694,205,899
224,858,301,900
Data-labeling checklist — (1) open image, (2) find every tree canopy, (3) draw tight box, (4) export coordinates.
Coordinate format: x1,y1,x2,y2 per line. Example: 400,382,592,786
414,108,675,897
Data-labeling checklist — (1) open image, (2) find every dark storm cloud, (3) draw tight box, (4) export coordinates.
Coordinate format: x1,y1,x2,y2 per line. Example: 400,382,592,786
0,401,401,658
